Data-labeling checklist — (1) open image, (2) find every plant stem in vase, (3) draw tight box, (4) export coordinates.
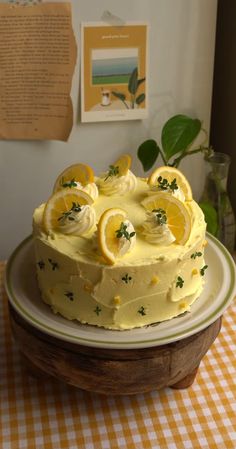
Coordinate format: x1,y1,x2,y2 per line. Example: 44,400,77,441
199,152,235,253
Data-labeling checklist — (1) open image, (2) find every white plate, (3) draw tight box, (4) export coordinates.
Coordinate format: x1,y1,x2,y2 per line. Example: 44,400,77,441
5,234,236,349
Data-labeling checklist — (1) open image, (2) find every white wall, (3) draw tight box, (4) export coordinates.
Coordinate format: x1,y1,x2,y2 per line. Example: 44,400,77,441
0,0,217,259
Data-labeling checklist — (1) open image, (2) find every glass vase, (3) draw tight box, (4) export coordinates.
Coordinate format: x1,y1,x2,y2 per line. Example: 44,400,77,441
200,152,235,254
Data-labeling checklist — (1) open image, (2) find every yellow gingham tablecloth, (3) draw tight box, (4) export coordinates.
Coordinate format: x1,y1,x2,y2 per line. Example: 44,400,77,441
0,261,236,449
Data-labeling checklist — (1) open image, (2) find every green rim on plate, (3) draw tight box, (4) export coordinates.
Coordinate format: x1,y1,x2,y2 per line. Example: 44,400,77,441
4,233,236,348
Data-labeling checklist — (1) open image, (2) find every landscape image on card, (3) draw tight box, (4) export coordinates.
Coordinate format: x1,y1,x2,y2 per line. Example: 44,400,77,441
91,48,139,85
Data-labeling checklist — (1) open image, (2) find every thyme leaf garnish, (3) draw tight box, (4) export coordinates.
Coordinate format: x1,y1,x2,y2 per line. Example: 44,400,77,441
138,306,146,316
62,178,77,188
200,265,208,276
65,291,74,301
115,222,136,241
48,258,59,271
191,251,202,259
37,260,45,270
169,178,178,192
176,276,184,288
152,208,167,226
122,273,132,284
94,306,102,316
57,202,82,223
157,176,178,192
104,165,119,181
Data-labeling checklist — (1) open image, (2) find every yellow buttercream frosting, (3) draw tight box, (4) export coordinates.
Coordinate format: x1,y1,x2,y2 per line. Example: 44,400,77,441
33,177,207,330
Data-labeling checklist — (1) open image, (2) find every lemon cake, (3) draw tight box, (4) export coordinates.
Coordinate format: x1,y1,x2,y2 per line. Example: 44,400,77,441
33,155,208,330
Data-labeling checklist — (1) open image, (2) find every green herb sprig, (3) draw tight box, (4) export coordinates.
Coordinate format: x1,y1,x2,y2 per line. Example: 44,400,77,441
157,176,178,192
115,222,136,241
104,165,119,181
200,265,208,276
191,252,203,259
65,291,74,301
122,273,132,284
176,276,184,288
61,178,77,188
58,202,82,223
138,306,146,316
37,260,45,270
48,258,59,271
152,208,167,226
94,306,102,316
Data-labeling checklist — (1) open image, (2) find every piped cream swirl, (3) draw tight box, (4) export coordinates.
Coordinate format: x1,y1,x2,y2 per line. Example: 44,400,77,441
141,211,176,245
148,186,185,202
117,220,136,256
58,205,96,236
70,182,99,200
98,170,137,196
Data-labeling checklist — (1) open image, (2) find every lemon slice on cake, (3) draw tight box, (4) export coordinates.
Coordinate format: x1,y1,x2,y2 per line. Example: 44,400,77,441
142,192,191,244
113,153,132,176
97,208,136,264
53,163,94,192
105,154,131,179
148,166,192,201
43,189,94,233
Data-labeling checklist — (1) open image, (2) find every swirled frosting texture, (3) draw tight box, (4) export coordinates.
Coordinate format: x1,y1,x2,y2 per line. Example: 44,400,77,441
33,177,207,330
98,170,137,196
141,211,176,245
72,182,99,200
58,205,96,236
117,220,136,256
148,186,185,202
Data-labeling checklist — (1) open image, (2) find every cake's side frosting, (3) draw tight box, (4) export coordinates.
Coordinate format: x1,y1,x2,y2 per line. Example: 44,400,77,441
33,177,207,330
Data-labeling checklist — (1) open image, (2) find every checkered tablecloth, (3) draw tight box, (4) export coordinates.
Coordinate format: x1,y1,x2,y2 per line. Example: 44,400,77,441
0,261,235,449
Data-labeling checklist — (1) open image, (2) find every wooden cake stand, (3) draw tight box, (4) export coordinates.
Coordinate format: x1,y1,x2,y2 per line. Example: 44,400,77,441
9,304,222,395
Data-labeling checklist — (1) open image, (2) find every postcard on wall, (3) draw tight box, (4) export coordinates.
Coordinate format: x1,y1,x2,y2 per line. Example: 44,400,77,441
81,22,148,123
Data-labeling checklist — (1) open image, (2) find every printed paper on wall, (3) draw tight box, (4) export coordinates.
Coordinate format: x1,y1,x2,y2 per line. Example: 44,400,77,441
0,2,77,141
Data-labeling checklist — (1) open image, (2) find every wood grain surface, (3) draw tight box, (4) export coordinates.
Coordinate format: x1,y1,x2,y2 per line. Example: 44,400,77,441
9,305,222,395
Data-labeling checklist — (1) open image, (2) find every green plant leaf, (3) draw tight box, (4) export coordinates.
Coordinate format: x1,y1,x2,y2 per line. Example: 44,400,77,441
137,77,146,87
112,91,126,102
136,93,145,105
128,67,138,95
198,201,218,236
137,139,160,172
161,115,201,161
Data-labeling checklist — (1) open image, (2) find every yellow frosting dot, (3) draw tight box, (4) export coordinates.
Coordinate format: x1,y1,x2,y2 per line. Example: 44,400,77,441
192,268,198,276
113,295,121,305
202,239,208,247
179,301,187,309
151,275,159,285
